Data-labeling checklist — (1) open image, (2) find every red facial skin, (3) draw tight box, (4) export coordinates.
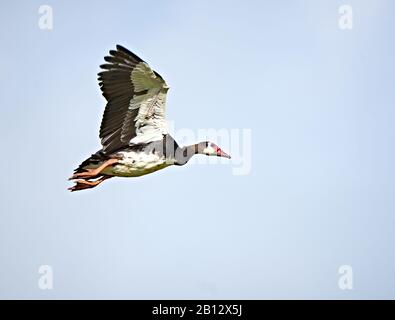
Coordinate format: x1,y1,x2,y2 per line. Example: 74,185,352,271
211,143,231,159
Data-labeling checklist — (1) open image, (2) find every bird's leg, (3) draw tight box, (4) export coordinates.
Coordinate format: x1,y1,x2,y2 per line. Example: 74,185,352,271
69,158,118,180
68,175,112,192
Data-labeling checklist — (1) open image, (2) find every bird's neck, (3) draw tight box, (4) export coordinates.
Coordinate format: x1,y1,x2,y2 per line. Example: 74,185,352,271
175,142,207,165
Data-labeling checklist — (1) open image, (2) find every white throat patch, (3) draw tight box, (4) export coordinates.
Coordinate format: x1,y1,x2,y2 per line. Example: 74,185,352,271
202,145,216,155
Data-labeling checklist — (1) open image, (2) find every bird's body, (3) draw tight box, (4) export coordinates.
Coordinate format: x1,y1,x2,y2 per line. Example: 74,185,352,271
109,150,172,177
69,45,230,191
77,148,172,178
73,134,178,178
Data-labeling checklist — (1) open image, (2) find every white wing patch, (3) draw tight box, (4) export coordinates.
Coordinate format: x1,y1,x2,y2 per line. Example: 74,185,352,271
129,62,170,144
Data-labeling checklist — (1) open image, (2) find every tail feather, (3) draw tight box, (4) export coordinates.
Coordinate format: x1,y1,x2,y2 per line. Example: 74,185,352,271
73,150,107,174
69,150,111,192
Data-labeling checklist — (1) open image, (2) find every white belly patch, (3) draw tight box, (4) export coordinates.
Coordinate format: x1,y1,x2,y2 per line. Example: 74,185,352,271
101,151,173,177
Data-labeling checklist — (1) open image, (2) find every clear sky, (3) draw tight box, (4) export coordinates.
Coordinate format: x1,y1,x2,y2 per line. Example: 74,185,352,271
0,0,394,299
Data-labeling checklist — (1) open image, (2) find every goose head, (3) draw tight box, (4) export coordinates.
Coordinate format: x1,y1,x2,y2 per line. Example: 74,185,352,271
202,142,231,159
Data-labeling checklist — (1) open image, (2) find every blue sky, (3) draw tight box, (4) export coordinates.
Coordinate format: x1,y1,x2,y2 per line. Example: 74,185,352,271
0,0,394,299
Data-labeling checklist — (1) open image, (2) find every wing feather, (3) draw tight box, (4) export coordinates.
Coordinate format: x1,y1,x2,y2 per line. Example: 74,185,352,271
98,45,169,153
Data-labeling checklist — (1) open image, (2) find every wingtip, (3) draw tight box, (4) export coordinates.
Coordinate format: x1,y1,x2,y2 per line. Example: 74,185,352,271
115,45,144,63
116,44,127,52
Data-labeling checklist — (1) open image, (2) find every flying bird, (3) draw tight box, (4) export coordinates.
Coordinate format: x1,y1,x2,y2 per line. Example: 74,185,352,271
69,45,230,191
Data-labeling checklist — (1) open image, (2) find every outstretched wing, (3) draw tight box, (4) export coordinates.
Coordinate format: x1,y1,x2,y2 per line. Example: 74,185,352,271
98,45,170,153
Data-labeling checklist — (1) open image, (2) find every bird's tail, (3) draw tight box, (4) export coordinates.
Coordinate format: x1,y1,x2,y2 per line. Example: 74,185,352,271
68,151,111,192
